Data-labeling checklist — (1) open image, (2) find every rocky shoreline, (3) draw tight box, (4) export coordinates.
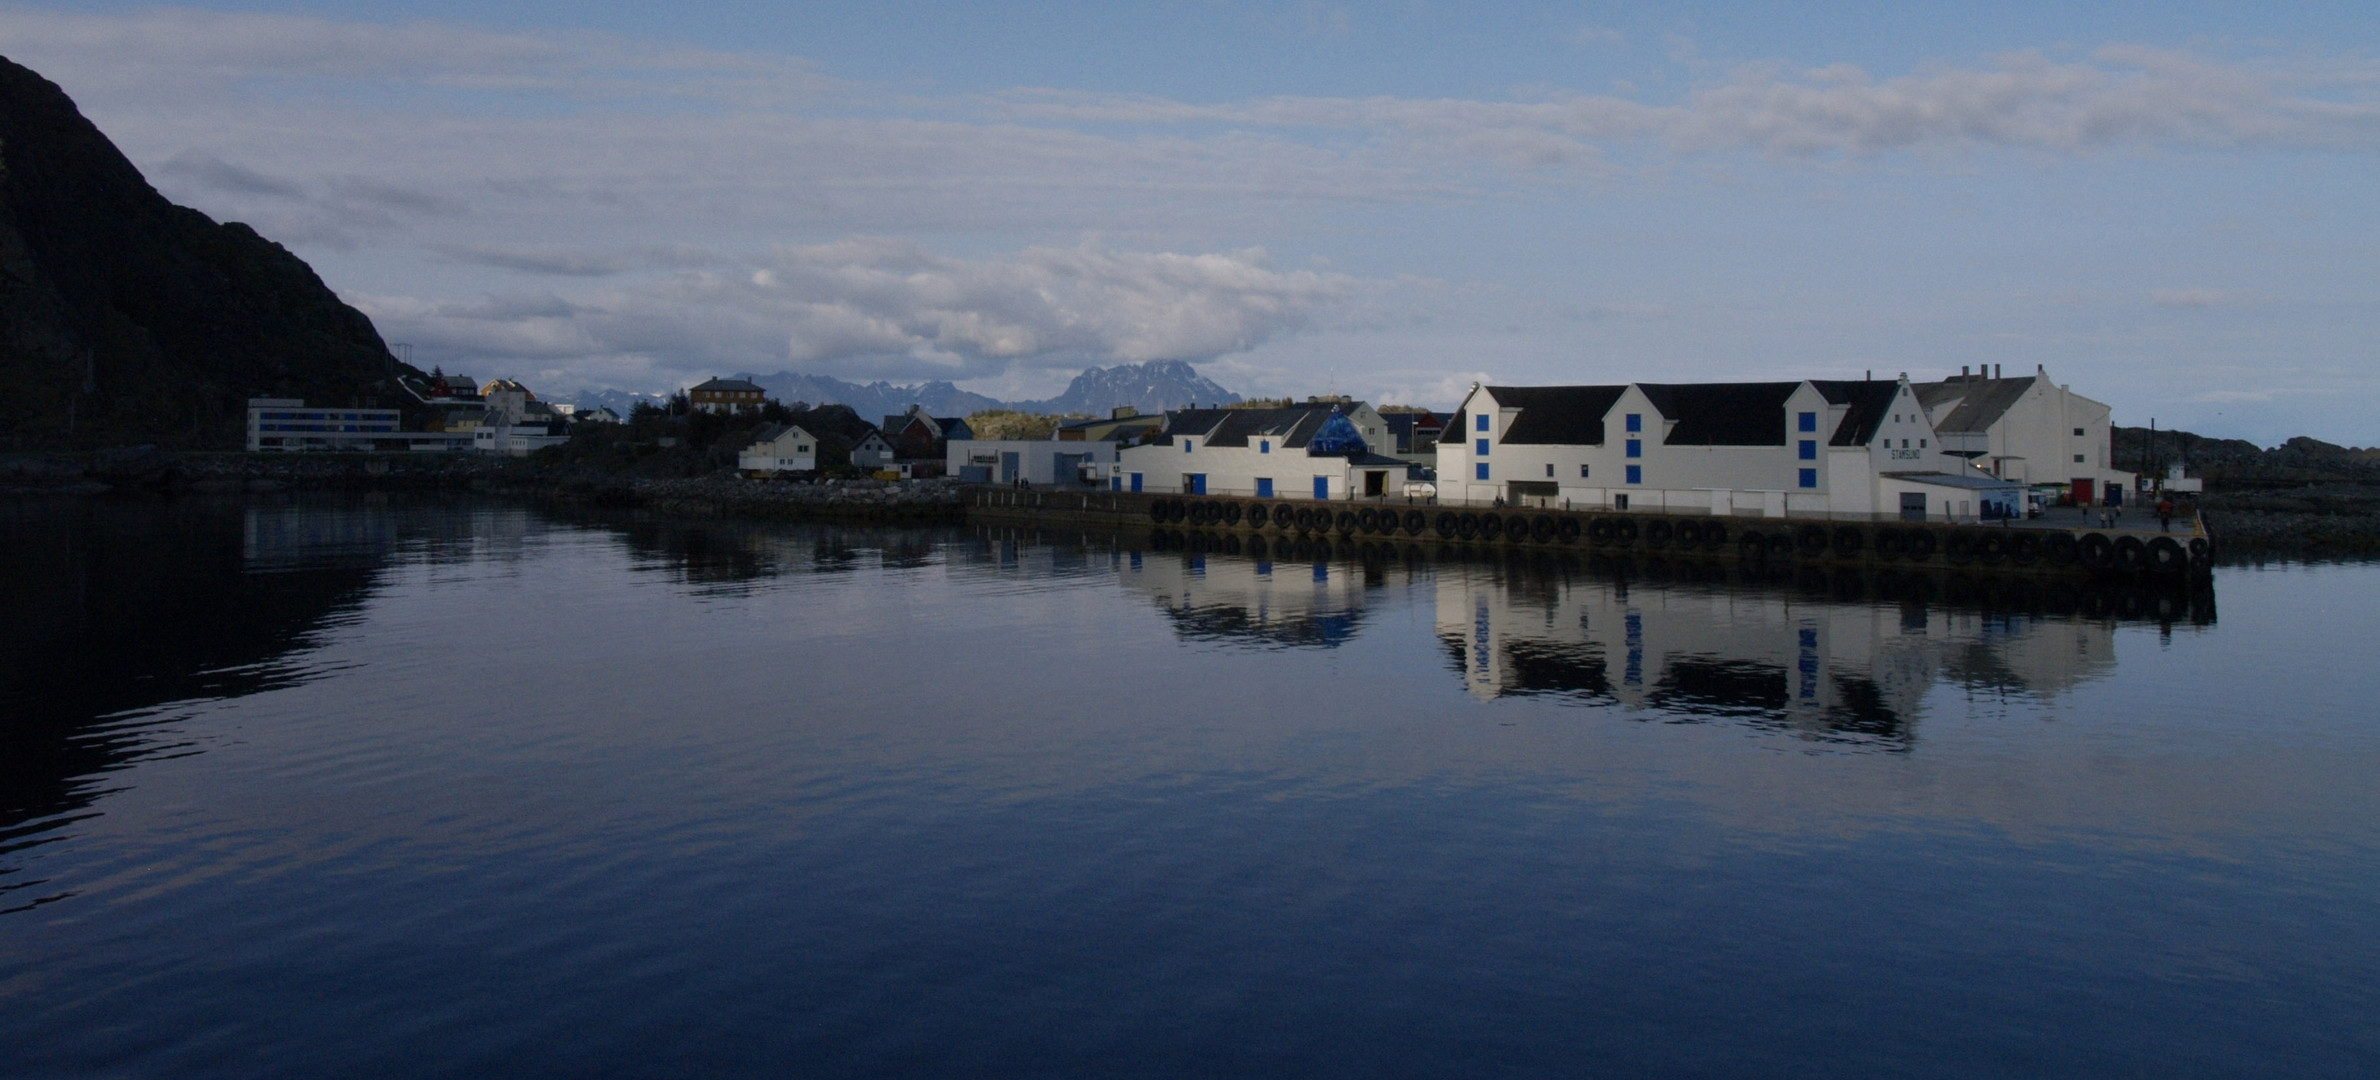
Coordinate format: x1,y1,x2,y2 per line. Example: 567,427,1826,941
0,450,968,523
8,449,2379,558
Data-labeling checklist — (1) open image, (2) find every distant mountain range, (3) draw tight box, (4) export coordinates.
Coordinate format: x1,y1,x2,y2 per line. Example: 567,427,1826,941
570,360,1241,422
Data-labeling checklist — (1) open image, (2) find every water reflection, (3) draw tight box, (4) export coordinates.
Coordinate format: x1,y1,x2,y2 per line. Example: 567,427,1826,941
1087,528,2207,749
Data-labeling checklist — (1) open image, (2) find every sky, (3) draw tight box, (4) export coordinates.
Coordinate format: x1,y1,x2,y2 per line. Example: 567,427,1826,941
4,1,2376,441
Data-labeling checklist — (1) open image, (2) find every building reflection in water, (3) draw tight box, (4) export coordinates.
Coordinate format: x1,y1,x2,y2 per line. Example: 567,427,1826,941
1098,530,2205,749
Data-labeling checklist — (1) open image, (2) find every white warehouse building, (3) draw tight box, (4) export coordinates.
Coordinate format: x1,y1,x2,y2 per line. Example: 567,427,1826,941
1112,403,1413,500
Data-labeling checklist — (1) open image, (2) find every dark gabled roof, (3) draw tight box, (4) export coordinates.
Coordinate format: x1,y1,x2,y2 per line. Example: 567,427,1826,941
1914,376,2038,435
934,417,971,437
690,377,763,393
1486,386,1629,446
1155,404,1369,450
1436,408,1465,449
1810,379,1900,447
738,422,791,451
1635,382,1800,446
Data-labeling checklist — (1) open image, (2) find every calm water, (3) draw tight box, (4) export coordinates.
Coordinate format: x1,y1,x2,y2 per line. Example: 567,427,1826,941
4,496,2376,1078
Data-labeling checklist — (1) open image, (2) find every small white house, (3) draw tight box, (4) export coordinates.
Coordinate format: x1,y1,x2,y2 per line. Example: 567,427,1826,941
948,439,1119,485
850,431,896,471
738,423,817,474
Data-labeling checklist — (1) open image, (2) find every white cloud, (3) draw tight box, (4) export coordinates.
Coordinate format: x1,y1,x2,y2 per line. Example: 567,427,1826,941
353,240,1364,393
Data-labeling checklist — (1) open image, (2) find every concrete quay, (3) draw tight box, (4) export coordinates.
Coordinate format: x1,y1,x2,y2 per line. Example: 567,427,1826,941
962,485,2214,582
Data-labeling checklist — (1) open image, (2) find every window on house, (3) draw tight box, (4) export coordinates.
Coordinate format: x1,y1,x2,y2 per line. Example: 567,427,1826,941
1799,468,1817,488
1259,440,1270,453
1919,439,1927,448
1614,493,1629,510
1476,463,1490,480
1625,413,1642,433
1798,440,1816,460
1798,411,1817,432
1183,441,1193,453
1476,439,1491,456
1580,464,1590,478
2074,453,2086,463
1545,463,1554,477
2075,427,2086,437
1476,414,1490,432
1625,465,1642,484
1626,439,1641,458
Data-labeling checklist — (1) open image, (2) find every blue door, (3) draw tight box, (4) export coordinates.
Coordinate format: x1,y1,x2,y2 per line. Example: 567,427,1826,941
1312,476,1330,500
1189,473,1207,495
1256,478,1273,498
1129,472,1143,493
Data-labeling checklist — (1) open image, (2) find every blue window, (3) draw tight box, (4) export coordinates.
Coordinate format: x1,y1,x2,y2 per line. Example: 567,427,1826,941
1110,476,1121,491
1183,441,1192,453
1798,411,1817,433
1625,413,1641,433
1129,472,1143,493
1476,413,1490,432
1625,465,1641,484
1798,468,1818,489
1625,439,1641,458
1259,440,1270,453
1256,478,1273,498
1475,439,1490,456
1189,473,1207,495
1475,463,1490,481
1798,439,1816,460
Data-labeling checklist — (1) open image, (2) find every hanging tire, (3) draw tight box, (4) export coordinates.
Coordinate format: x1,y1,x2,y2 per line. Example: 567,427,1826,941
1701,521,1728,549
1457,512,1480,539
1644,519,1674,549
2079,532,2114,568
2009,534,2042,566
1436,512,1459,538
1294,507,1315,532
1403,509,1427,536
1336,511,1357,535
1356,507,1379,533
1148,499,1167,522
2113,535,2147,571
1739,531,1769,561
1832,526,1864,558
2045,532,2081,565
1674,520,1702,547
1944,533,1975,564
1796,524,1828,556
1558,517,1582,543
1613,518,1640,546
1504,515,1531,543
1225,502,1243,526
1874,528,1906,560
1588,518,1615,545
1976,533,2007,564
1767,533,1795,559
1533,515,1558,542
2147,536,2185,573
1906,529,1938,561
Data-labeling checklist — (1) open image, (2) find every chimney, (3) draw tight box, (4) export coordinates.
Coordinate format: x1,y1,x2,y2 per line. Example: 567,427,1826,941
1111,406,1137,420
1961,365,1970,379
1994,363,2002,379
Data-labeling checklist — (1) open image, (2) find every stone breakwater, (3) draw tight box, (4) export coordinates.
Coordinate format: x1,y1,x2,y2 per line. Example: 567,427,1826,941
0,451,967,523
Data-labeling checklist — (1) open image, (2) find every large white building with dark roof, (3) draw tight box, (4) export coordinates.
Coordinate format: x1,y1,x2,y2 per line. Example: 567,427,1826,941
1113,402,1410,499
1914,365,2132,506
1436,375,2041,521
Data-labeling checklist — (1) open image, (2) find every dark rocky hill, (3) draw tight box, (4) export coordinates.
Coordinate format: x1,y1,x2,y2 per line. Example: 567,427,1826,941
0,55,419,450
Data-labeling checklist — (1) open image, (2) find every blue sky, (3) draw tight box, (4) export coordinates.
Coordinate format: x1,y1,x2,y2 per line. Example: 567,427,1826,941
7,2,2376,440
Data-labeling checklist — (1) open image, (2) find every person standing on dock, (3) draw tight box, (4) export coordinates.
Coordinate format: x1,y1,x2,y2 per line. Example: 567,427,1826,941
2158,496,2174,532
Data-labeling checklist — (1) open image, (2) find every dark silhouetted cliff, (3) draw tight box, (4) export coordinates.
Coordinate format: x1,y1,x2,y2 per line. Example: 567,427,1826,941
0,55,420,449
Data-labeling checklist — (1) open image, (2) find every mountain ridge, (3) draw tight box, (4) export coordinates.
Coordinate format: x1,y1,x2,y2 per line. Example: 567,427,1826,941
571,360,1242,421
0,54,420,449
